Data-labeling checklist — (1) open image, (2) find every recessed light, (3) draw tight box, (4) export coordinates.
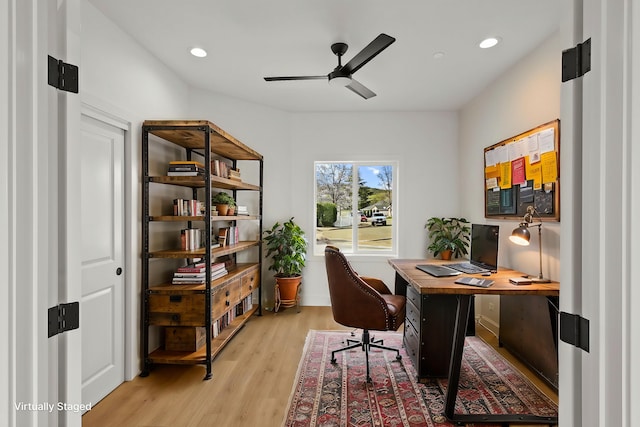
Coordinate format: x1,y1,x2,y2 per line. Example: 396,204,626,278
479,37,500,49
433,51,445,60
190,47,207,58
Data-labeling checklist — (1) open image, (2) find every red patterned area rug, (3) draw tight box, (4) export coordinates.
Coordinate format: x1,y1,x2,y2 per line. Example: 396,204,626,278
283,330,557,427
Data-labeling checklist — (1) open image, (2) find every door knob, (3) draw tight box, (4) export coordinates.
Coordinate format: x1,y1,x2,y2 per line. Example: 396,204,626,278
116,267,123,276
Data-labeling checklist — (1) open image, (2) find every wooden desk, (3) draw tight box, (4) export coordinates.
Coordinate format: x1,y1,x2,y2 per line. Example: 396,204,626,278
388,259,559,425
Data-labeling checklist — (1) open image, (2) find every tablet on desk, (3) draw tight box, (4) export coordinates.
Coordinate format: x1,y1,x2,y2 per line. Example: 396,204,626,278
454,276,494,288
416,264,461,277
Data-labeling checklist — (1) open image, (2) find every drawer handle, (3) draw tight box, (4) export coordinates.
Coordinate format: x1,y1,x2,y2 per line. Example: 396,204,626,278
225,301,230,306
225,290,230,297
169,295,182,303
171,314,180,322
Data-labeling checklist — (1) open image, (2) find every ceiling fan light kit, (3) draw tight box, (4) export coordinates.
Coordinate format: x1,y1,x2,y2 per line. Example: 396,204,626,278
264,33,396,99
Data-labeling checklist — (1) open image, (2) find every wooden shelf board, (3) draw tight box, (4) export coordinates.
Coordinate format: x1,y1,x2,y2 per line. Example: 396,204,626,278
149,215,260,222
149,175,260,191
147,305,260,365
143,120,263,161
149,241,260,259
148,263,259,292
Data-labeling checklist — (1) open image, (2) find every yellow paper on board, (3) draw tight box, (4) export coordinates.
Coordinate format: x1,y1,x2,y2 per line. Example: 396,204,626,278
541,151,558,183
499,162,511,189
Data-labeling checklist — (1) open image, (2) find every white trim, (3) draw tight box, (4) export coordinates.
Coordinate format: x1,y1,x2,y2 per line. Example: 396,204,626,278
80,98,137,381
1,0,13,424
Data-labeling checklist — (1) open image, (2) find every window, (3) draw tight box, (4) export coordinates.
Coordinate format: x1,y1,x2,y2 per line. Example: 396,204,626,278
314,161,397,255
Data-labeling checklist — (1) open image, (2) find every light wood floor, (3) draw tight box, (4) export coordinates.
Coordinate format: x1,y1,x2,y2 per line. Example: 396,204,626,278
82,306,557,427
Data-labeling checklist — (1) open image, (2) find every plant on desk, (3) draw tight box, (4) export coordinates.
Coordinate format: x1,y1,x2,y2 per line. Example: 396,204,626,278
425,217,471,260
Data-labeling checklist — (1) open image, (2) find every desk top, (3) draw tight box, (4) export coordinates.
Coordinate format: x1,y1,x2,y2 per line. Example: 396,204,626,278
388,259,560,296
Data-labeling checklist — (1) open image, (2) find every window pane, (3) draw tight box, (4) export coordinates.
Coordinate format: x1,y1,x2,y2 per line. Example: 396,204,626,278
315,163,353,252
357,165,393,252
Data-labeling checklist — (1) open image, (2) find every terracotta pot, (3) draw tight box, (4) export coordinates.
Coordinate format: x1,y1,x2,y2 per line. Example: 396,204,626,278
215,203,229,216
276,275,302,301
227,206,236,216
440,250,453,260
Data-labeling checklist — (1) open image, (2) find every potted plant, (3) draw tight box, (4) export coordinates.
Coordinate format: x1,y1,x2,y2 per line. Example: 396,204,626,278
211,192,235,216
425,217,471,260
263,217,307,310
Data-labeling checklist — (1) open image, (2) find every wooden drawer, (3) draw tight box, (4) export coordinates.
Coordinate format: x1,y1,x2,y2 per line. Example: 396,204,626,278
212,278,241,319
241,268,260,298
149,280,242,326
165,326,206,352
148,292,208,326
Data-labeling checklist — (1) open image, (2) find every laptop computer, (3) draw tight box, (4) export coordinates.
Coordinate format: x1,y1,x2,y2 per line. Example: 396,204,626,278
448,224,500,274
416,264,461,277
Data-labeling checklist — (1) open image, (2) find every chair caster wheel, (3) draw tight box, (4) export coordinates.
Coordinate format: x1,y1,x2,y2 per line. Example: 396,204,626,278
331,358,337,364
396,355,402,361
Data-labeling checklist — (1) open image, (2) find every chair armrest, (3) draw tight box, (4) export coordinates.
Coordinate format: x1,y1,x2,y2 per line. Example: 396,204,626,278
360,276,392,295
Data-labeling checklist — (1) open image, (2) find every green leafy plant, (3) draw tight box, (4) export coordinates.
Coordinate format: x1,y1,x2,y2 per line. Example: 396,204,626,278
425,217,471,259
211,192,235,207
263,217,308,277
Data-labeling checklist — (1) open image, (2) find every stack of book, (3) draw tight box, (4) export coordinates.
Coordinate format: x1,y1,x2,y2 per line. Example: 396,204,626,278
173,199,203,216
167,161,205,176
172,261,228,285
228,168,241,181
236,205,249,216
218,226,239,246
211,159,232,178
180,229,202,250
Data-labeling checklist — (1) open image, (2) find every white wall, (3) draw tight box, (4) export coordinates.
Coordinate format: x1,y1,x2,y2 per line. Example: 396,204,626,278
289,112,459,305
187,90,292,307
459,31,562,332
81,1,192,378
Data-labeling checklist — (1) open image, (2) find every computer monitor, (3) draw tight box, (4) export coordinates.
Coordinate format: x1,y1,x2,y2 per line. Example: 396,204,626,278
470,224,499,270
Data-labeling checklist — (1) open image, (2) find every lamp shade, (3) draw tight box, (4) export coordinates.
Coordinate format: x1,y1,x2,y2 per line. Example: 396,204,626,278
509,225,531,246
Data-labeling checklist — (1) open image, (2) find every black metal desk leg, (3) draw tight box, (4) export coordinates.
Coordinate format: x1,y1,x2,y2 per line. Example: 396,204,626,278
444,294,558,425
444,295,472,420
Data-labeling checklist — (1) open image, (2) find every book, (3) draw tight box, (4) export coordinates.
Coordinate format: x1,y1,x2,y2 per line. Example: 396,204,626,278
167,171,204,177
169,160,205,168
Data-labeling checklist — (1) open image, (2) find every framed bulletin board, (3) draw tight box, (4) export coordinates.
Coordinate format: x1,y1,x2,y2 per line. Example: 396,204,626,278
484,119,560,221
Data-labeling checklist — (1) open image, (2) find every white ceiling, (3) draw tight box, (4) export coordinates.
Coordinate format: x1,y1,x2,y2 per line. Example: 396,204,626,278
88,0,562,112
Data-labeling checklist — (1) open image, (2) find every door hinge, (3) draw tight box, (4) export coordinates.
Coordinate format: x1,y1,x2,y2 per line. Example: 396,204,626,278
562,38,591,82
47,55,79,93
559,311,589,352
48,302,80,338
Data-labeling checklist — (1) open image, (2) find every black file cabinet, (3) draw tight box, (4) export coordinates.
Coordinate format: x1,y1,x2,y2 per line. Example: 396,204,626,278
403,285,475,379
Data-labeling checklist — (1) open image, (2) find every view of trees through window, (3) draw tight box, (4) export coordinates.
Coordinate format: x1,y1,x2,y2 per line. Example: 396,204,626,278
315,162,395,254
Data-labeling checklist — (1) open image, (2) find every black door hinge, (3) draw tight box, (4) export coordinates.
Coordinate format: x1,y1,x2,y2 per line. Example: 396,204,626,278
48,55,79,93
559,311,590,352
562,38,591,82
48,302,80,338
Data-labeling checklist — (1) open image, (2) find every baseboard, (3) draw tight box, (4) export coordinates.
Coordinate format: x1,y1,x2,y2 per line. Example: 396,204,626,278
477,315,499,337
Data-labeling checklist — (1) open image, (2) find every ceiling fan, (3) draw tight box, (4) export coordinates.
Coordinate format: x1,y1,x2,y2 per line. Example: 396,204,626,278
264,33,396,99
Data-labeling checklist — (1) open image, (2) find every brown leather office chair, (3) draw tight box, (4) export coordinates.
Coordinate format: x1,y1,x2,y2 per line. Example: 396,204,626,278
324,245,406,382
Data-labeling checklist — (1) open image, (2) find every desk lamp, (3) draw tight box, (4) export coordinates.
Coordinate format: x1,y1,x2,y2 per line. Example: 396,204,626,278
509,206,550,283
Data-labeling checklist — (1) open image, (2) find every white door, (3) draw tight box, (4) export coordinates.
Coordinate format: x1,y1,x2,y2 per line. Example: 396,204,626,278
80,114,125,407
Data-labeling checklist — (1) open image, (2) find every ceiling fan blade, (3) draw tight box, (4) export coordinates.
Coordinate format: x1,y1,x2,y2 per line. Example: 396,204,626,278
264,75,327,81
345,78,376,99
342,33,396,75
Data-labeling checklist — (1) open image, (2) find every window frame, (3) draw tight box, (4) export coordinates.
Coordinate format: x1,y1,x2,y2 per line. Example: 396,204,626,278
313,160,398,257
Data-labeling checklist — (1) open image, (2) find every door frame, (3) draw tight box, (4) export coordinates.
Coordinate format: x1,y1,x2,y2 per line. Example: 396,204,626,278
80,98,135,381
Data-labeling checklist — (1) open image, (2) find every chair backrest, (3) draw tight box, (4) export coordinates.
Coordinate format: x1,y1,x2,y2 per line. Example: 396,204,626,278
324,246,391,330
